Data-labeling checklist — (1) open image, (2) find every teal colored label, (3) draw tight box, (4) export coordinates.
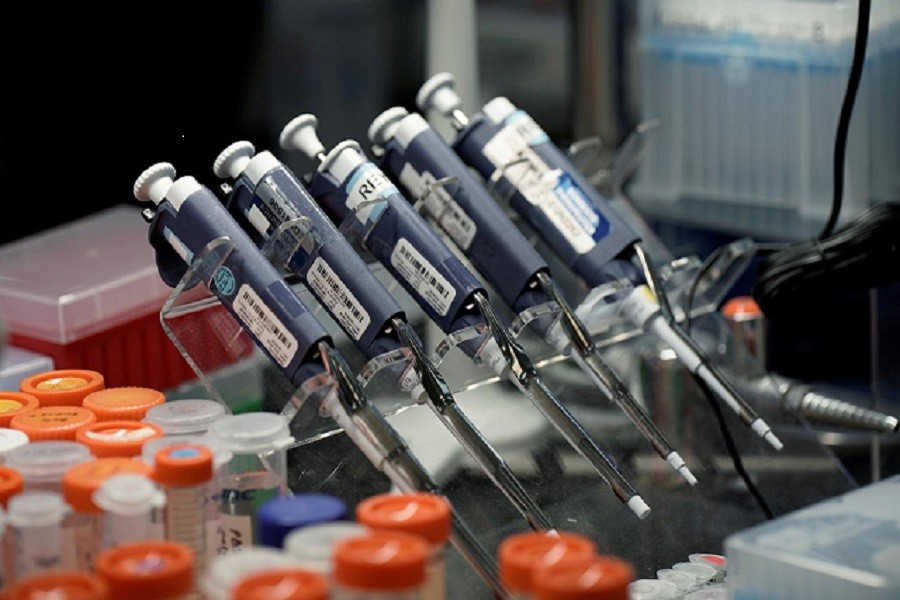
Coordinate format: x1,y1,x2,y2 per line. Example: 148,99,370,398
213,266,236,296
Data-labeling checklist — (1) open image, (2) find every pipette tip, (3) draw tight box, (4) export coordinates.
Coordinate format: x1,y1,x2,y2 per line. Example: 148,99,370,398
764,431,784,451
665,452,697,486
751,418,784,451
627,496,651,520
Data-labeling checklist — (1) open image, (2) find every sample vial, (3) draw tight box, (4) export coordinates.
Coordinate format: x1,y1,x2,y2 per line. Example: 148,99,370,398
62,457,155,571
6,491,68,582
533,555,634,600
95,540,195,600
208,413,294,554
143,399,228,436
0,392,40,428
232,568,330,600
656,569,700,595
7,441,93,493
82,386,166,421
0,428,29,466
200,547,306,600
356,492,452,600
76,420,165,458
5,570,110,600
628,579,681,600
10,406,97,441
0,466,24,508
283,522,368,574
498,531,598,599
93,473,166,548
154,444,214,576
672,562,717,587
257,493,347,549
19,369,105,408
332,531,429,599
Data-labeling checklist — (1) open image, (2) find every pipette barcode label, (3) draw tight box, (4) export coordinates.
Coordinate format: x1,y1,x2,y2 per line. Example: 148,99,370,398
390,238,456,316
233,284,298,368
398,163,477,250
307,257,371,341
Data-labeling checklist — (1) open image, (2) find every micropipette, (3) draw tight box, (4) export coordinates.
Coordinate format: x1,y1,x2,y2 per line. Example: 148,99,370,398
416,73,783,452
211,140,552,532
368,106,696,485
279,116,650,519
132,163,505,596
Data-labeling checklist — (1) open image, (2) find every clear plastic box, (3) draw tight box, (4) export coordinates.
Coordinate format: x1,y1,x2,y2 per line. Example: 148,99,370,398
629,0,900,240
0,346,54,391
725,474,900,600
0,205,196,389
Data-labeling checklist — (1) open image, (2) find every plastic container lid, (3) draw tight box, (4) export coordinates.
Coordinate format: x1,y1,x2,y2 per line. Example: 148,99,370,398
82,387,166,421
0,392,41,427
0,428,30,460
143,399,228,434
334,531,429,592
722,296,763,321
356,492,452,548
258,494,348,549
153,444,213,486
6,441,93,484
656,569,700,593
93,473,166,516
208,413,294,453
232,569,330,600
19,369,105,407
11,406,97,441
628,579,680,600
200,548,305,600
63,458,153,515
6,570,109,600
533,556,635,600
498,531,598,593
672,562,717,585
95,541,194,600
283,522,368,572
7,490,69,527
76,420,164,458
0,465,24,508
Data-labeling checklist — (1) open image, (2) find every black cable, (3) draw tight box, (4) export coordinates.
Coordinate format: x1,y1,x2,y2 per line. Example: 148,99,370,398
821,0,872,239
696,377,774,519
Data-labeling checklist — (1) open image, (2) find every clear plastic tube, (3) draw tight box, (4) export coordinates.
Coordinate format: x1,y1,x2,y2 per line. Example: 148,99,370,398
5,491,68,583
93,473,166,548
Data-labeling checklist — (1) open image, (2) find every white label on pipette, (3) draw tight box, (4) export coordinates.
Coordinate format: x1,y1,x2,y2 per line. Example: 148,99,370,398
232,284,298,369
482,111,601,255
398,163,477,251
345,163,393,225
307,257,371,341
216,514,254,555
390,238,456,316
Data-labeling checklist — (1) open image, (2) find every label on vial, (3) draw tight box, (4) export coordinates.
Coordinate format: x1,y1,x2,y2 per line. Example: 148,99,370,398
216,514,254,555
398,163,477,251
345,163,393,225
482,110,607,255
232,284,298,369
307,257,370,341
390,238,456,317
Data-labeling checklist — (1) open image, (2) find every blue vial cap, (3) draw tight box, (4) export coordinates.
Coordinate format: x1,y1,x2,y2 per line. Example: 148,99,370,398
257,493,348,548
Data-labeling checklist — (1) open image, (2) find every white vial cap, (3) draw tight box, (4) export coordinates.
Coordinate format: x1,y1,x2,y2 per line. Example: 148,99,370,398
0,428,29,461
656,569,700,592
283,521,367,572
143,399,228,435
209,413,294,453
93,473,166,516
7,441,92,484
200,547,304,600
368,107,410,147
628,578,680,600
7,491,69,527
417,72,462,117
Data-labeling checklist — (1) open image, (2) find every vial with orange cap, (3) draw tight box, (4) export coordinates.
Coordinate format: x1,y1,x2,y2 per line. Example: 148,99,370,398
5,569,109,600
332,531,429,599
19,369,105,408
95,540,196,600
356,492,452,600
497,531,598,599
0,393,40,428
62,457,154,571
75,420,165,458
82,386,166,421
532,555,635,600
153,444,214,575
231,568,330,600
10,406,97,442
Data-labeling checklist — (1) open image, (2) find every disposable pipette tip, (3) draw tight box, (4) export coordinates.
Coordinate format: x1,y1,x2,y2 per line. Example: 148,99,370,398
665,452,697,486
627,496,651,519
751,418,783,451
888,416,899,433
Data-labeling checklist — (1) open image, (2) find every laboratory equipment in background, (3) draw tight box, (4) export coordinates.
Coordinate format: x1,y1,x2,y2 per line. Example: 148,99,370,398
279,114,650,521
